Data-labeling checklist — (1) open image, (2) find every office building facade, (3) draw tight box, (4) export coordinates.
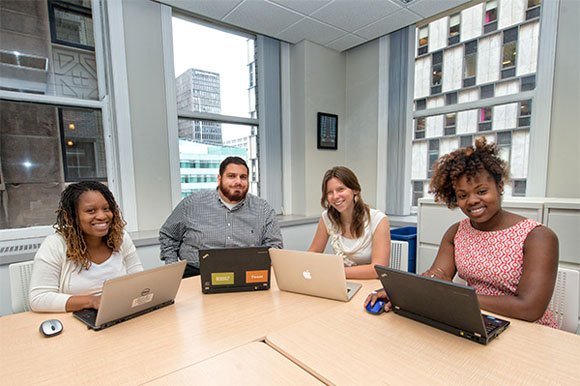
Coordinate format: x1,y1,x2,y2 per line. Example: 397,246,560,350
411,0,543,206
175,68,223,145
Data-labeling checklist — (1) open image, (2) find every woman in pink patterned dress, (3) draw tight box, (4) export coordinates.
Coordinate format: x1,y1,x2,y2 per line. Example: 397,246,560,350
366,138,559,328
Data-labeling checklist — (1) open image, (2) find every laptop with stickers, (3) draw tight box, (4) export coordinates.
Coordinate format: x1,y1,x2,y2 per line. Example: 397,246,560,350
375,265,510,345
198,246,271,294
73,261,186,331
269,249,362,302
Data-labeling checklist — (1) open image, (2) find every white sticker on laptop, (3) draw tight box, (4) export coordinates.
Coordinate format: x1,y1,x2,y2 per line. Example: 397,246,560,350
132,293,154,308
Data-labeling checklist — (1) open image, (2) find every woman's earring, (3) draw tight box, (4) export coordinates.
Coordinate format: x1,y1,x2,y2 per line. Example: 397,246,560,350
354,194,359,203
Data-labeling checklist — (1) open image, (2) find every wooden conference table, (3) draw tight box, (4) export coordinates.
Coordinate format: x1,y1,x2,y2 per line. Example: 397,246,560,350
1,276,579,385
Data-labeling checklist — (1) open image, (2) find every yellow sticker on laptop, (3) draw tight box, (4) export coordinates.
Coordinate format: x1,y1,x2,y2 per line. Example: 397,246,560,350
246,270,268,283
211,272,234,285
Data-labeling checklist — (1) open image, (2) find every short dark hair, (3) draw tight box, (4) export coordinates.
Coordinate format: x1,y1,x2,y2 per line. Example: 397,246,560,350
219,156,249,176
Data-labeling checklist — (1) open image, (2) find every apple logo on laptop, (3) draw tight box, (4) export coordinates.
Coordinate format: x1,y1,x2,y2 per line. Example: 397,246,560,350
302,270,312,280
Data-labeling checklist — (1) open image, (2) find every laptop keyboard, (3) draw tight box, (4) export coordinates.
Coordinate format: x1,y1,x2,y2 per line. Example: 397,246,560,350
484,322,498,334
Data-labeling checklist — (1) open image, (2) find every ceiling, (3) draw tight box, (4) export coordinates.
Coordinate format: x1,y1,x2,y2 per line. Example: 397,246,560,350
159,0,471,52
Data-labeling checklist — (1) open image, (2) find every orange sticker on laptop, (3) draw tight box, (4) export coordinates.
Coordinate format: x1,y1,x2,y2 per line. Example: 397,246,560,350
246,270,268,283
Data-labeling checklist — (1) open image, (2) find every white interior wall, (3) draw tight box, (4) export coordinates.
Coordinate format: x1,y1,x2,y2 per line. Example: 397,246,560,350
547,0,580,198
122,0,174,231
345,39,380,208
290,40,347,216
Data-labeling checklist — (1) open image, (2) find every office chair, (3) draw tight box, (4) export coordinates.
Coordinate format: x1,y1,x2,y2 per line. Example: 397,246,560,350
549,267,579,333
389,240,409,272
9,260,35,313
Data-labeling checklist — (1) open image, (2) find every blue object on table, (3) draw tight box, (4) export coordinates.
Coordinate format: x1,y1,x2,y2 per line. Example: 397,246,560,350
365,299,385,315
390,226,417,273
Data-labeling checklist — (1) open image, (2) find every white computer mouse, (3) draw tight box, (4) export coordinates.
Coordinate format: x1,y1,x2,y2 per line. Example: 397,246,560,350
39,319,63,338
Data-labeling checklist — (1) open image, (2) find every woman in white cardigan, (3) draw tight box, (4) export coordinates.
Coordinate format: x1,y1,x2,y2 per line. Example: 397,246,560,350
29,181,143,312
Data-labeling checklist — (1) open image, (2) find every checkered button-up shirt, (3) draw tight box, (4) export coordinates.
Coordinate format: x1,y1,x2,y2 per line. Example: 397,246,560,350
159,189,283,268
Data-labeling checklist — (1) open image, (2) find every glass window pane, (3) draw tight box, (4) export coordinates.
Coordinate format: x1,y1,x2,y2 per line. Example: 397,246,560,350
418,26,428,46
416,117,426,131
432,64,442,86
528,0,542,8
172,17,255,118
178,120,258,195
61,107,106,181
460,135,472,148
486,1,498,23
464,55,476,78
502,42,517,68
429,139,439,151
0,100,105,229
445,113,456,127
0,1,98,100
497,131,512,145
449,14,460,37
53,7,94,48
520,100,532,116
480,107,493,122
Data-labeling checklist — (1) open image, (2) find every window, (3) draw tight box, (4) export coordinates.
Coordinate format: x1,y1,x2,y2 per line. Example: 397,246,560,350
521,75,536,91
172,17,259,197
431,51,443,95
418,26,428,56
480,84,494,99
463,41,477,87
59,107,106,181
449,14,461,45
0,0,107,230
460,135,473,148
484,1,498,33
444,113,456,136
408,0,549,212
526,0,542,20
48,0,94,50
513,180,527,196
412,181,424,207
416,98,426,110
479,107,492,131
501,27,518,79
496,131,512,164
445,92,458,105
518,100,532,127
427,139,439,177
415,117,426,139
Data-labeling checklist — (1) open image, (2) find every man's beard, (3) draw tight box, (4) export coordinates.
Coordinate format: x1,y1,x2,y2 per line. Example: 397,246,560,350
219,181,248,202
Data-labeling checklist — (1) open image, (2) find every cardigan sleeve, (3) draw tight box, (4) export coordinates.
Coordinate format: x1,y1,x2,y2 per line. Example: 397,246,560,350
29,234,72,313
122,232,144,274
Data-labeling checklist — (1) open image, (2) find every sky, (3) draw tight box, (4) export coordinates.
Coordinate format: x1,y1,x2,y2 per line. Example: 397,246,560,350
172,17,253,141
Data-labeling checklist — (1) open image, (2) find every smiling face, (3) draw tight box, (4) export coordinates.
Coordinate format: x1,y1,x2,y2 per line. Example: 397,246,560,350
325,177,358,214
77,190,113,241
454,170,503,227
218,163,249,204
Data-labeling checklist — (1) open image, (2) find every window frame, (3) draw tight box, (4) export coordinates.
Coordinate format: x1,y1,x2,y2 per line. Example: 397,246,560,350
0,0,120,239
163,11,282,212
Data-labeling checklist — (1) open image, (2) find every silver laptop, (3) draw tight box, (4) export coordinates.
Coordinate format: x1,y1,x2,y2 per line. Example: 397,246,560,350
73,261,186,330
269,249,361,302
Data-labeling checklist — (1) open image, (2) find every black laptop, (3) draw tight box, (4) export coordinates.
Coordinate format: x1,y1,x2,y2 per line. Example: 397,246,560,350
375,265,510,345
199,246,271,294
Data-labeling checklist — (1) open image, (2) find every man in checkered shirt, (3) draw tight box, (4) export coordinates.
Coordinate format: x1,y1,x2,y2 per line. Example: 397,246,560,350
159,156,283,278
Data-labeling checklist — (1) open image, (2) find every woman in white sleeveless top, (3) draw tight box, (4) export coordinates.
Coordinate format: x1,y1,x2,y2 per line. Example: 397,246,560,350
309,166,391,279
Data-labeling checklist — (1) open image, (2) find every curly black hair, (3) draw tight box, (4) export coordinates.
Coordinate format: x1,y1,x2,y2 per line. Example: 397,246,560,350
54,181,126,270
428,137,509,208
